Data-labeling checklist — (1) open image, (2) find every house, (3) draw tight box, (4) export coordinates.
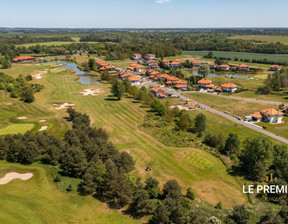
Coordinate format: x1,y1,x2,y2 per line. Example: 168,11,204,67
150,86,171,98
145,54,156,60
197,78,212,88
13,56,36,62
148,62,159,69
218,64,230,71
207,62,216,68
128,64,143,72
261,108,283,124
204,84,214,91
215,87,223,92
174,84,187,90
269,65,282,71
250,112,263,122
131,54,142,60
192,60,202,67
220,82,238,93
237,64,250,71
162,59,170,66
169,61,181,68
134,65,143,72
127,76,141,86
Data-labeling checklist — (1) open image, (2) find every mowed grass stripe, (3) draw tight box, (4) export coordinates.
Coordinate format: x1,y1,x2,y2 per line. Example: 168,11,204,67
0,124,35,135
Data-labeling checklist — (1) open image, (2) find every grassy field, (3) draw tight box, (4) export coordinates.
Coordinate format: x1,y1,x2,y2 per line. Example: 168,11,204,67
0,124,35,135
0,62,249,208
233,90,288,103
183,51,288,64
17,40,100,47
229,35,288,45
183,93,288,140
0,161,141,224
183,93,278,117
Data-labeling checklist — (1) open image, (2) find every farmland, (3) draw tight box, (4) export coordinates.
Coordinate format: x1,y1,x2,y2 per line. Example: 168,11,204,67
183,51,288,64
229,35,288,45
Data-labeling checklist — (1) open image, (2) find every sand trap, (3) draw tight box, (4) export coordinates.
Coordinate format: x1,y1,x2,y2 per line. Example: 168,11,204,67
32,71,47,80
38,126,48,131
39,120,47,123
53,103,75,110
80,89,100,96
0,172,33,185
6,103,12,106
17,117,28,120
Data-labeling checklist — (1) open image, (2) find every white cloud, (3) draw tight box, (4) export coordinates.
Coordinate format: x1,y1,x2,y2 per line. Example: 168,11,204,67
156,0,170,4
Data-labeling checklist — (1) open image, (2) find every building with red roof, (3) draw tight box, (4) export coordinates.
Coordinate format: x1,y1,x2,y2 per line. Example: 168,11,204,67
249,108,283,123
221,82,238,93
237,64,250,71
218,64,230,71
197,78,212,88
192,60,202,67
13,56,36,62
269,65,282,71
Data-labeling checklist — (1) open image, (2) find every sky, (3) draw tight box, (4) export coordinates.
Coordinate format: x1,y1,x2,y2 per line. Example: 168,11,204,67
1,0,288,28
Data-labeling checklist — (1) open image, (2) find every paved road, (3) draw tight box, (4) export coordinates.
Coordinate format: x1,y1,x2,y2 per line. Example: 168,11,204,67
94,58,288,145
175,91,288,144
182,91,287,106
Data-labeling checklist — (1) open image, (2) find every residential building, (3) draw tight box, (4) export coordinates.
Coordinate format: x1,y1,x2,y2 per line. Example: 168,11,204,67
145,54,156,60
237,64,250,71
261,108,283,124
269,65,282,71
150,86,171,98
127,76,141,86
218,64,230,71
207,62,216,68
131,54,142,60
192,60,202,67
197,78,212,88
220,82,238,93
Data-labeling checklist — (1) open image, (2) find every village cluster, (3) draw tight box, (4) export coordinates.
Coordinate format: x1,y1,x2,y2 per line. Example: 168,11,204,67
13,54,286,125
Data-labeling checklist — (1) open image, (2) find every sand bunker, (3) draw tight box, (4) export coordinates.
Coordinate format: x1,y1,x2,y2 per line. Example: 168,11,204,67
53,103,75,110
17,117,28,120
39,120,47,123
32,71,47,80
0,172,33,185
6,103,12,106
39,126,48,131
80,89,100,96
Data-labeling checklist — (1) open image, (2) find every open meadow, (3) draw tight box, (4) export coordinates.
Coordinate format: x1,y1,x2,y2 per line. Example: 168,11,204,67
228,35,288,45
183,51,288,64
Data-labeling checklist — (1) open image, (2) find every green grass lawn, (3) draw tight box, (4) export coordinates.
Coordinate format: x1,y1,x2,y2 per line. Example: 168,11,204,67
0,161,141,224
232,90,288,103
183,51,288,64
0,62,248,207
228,35,288,45
0,124,35,135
